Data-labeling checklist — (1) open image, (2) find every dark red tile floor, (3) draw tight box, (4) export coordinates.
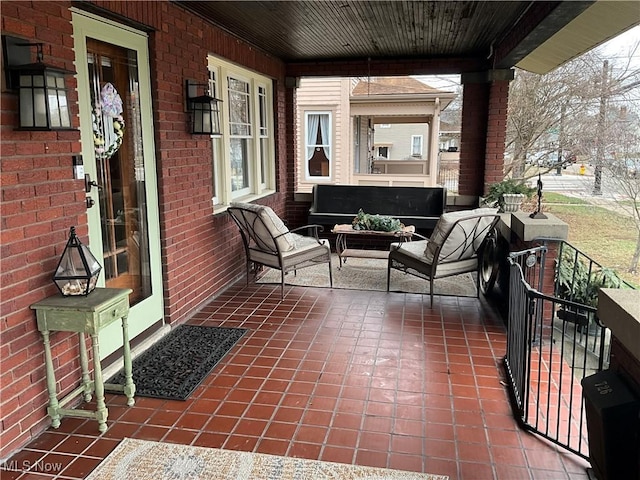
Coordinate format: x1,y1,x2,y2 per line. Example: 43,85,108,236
1,283,591,479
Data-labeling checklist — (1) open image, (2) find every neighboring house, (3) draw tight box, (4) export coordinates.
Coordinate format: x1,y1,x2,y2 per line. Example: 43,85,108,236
295,77,456,192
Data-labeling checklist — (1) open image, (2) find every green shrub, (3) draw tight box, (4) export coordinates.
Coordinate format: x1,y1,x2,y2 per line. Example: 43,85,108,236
352,209,402,232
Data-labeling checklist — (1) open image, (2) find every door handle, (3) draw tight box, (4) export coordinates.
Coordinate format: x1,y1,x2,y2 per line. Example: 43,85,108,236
84,174,102,192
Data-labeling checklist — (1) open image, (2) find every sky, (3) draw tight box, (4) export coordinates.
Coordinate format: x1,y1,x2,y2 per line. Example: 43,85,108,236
417,24,640,90
599,24,640,56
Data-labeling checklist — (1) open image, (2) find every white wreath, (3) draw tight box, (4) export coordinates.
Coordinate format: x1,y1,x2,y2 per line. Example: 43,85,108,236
93,83,125,160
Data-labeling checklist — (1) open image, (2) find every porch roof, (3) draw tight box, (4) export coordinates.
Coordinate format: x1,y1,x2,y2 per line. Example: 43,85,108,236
178,1,639,75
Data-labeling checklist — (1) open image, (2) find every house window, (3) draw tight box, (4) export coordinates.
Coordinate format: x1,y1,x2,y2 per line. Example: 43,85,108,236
411,135,423,157
376,146,389,159
228,76,251,196
305,112,332,179
208,56,275,207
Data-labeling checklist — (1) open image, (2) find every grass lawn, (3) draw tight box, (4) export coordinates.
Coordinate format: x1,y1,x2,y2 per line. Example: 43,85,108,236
542,193,639,287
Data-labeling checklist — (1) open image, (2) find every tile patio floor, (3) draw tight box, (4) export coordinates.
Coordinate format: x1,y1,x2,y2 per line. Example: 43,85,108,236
1,282,591,479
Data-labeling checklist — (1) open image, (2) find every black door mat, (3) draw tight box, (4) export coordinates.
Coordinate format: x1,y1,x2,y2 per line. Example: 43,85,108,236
106,325,247,401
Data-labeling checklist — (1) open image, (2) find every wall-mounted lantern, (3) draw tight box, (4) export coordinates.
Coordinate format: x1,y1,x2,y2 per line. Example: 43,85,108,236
2,35,75,131
185,79,222,135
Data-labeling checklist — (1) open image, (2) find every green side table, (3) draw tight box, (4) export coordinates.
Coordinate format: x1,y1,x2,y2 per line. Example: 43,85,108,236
30,287,135,433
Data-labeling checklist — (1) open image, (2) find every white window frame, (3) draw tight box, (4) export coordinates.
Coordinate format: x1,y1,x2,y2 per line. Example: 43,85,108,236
208,56,275,210
411,135,423,157
257,84,270,190
375,145,390,159
304,111,333,181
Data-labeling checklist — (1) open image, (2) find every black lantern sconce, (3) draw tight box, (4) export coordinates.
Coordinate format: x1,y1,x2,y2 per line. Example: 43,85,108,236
2,35,75,131
185,79,222,135
53,227,102,296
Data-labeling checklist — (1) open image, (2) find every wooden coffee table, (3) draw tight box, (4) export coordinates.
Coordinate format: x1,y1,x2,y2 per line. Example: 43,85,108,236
331,224,415,268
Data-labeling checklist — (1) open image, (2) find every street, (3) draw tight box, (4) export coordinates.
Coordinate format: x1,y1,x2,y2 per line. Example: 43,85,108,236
532,164,628,202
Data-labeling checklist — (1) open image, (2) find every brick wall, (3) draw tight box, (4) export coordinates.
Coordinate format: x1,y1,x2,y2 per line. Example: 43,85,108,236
0,0,287,458
458,78,510,197
459,82,490,197
485,80,510,189
1,0,87,458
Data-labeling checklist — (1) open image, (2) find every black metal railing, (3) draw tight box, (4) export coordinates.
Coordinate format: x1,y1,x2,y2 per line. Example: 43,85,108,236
438,165,459,193
502,239,635,460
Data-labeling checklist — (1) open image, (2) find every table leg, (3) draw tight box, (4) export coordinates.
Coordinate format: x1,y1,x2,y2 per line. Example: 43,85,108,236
90,334,108,433
41,331,61,428
336,233,347,268
121,314,136,406
78,333,92,402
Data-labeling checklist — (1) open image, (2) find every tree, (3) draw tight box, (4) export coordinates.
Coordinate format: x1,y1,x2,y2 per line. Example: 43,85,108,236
505,53,601,179
506,39,640,274
601,103,640,274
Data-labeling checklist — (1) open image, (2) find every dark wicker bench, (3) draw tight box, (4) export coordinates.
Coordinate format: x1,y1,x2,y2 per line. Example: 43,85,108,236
308,184,446,232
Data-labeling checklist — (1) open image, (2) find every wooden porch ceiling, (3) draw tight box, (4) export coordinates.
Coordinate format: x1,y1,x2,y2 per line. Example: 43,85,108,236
177,1,638,74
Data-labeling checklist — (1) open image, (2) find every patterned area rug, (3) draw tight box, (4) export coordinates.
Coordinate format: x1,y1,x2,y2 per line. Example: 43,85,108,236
106,325,246,401
87,438,449,480
257,255,478,298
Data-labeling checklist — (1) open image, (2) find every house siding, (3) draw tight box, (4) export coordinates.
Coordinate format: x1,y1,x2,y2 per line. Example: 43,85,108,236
374,124,429,160
0,0,287,458
295,77,349,191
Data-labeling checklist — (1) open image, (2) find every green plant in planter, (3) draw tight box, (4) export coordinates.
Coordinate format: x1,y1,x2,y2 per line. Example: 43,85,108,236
555,251,625,327
352,209,402,232
484,179,535,212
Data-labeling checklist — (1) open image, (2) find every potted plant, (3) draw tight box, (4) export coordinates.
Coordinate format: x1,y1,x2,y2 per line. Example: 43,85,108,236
555,252,624,328
352,209,403,232
483,178,535,213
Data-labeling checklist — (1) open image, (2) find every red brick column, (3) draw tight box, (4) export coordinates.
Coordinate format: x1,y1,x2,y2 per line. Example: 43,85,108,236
485,79,511,191
459,70,513,198
459,82,489,197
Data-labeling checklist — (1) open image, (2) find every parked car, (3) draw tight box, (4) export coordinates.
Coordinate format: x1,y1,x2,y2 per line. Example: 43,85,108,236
526,150,575,168
525,151,549,166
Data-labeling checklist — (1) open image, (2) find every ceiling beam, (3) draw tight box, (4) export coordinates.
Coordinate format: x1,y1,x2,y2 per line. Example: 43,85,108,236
286,56,488,79
494,1,594,70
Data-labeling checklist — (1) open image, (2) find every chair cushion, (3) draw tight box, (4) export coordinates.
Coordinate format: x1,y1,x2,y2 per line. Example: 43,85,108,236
230,202,296,252
250,237,330,268
424,208,497,263
390,239,478,278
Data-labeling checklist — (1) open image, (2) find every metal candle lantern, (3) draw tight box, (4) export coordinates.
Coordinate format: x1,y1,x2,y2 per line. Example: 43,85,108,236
53,227,102,296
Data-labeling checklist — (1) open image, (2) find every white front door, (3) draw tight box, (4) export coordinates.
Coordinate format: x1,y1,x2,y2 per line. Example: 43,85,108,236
72,10,164,358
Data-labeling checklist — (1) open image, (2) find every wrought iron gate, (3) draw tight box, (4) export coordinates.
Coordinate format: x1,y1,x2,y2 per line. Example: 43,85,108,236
503,246,611,460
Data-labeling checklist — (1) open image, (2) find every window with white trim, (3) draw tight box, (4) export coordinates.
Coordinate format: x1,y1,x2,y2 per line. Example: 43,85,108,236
208,56,274,208
411,135,423,157
304,111,332,180
376,146,389,159
258,85,268,188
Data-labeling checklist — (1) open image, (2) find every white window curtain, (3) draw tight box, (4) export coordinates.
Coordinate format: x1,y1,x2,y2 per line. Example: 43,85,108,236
320,114,329,157
306,114,319,162
306,113,329,159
